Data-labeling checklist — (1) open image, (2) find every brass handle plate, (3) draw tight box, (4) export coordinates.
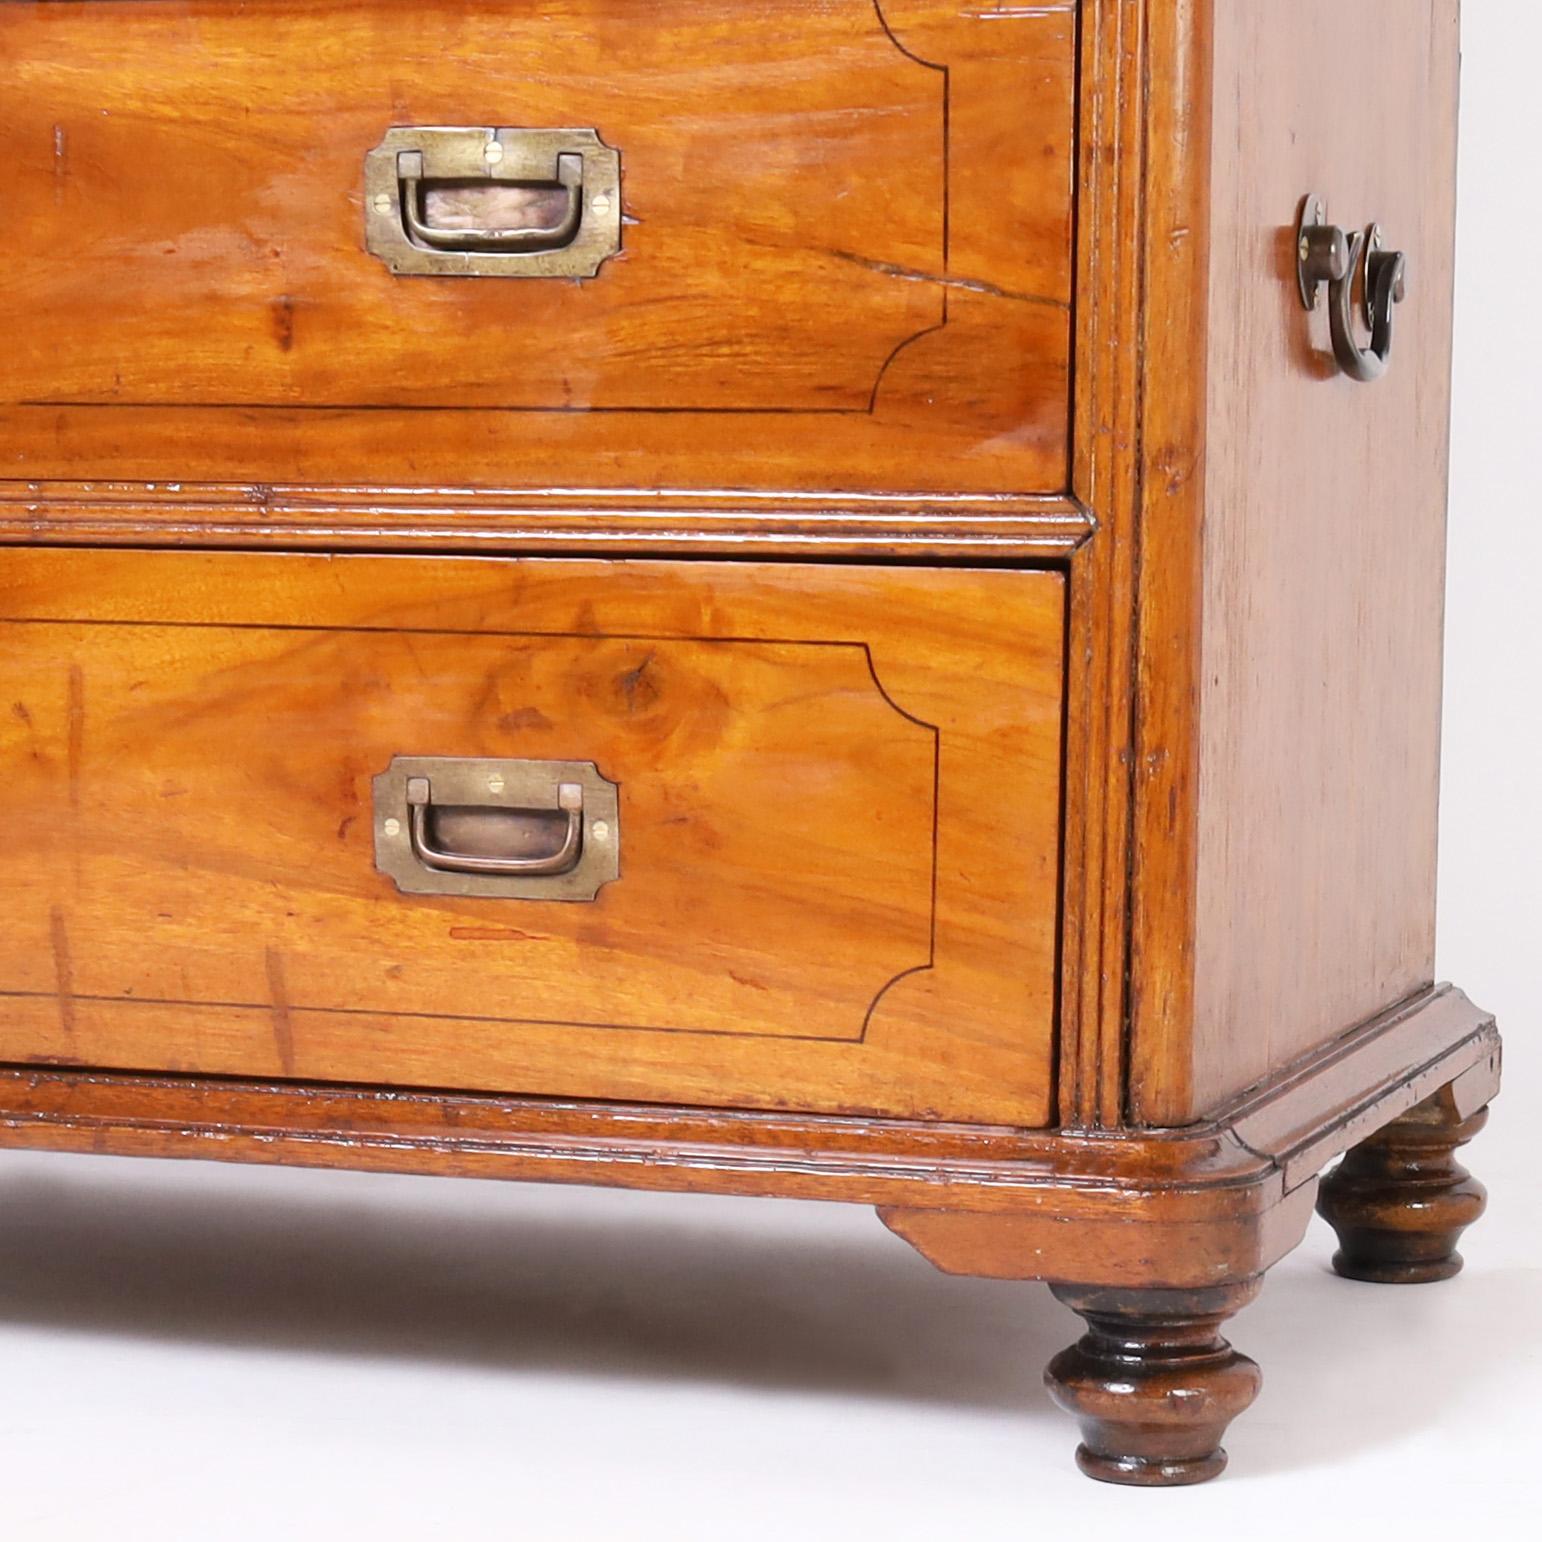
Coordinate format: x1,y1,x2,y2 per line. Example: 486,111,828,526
373,757,620,901
364,127,622,278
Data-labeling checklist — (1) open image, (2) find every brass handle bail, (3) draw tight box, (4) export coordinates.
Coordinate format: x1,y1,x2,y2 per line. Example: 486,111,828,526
1296,193,1408,384
405,775,585,878
396,149,585,254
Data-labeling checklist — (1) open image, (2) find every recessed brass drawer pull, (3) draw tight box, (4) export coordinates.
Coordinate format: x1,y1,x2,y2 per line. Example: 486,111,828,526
364,126,623,279
374,756,620,901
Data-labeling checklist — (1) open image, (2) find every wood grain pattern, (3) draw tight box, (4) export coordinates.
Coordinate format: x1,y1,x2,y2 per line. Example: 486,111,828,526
1058,0,1212,1129
1055,0,1151,1127
0,548,1064,1124
0,0,1075,493
1183,0,1462,1118
1122,0,1212,1127
1126,0,1464,1121
883,1190,1314,1293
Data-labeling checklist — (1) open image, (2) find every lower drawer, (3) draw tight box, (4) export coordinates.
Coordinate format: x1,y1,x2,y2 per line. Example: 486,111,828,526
0,550,1064,1124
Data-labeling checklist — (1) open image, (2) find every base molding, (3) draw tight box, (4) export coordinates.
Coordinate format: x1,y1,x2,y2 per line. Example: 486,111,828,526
0,985,1499,1288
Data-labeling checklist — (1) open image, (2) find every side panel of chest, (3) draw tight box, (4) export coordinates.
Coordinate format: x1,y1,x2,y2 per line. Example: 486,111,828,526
1127,0,1463,1121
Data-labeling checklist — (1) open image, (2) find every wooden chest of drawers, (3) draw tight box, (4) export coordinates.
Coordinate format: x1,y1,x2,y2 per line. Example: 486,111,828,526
0,0,1500,1485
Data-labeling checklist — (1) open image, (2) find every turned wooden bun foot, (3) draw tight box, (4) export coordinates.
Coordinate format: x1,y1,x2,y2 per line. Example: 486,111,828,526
1317,1092,1489,1284
1044,1281,1262,1486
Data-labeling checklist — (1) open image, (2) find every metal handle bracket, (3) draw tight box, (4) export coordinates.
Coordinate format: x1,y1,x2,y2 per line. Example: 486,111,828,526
1296,193,1408,384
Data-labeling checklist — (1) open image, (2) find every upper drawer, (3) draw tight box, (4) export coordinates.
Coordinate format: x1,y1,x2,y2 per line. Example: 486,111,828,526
0,549,1064,1125
0,0,1075,495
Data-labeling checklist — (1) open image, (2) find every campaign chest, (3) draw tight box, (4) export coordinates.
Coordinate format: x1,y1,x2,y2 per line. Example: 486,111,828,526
0,0,1498,1484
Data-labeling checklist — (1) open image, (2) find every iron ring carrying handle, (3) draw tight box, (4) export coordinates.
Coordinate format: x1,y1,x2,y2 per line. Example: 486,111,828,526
397,149,584,254
1296,194,1409,384
405,777,585,878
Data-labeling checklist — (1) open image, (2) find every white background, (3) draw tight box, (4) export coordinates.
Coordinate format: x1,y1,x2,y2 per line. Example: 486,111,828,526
2,6,1537,1534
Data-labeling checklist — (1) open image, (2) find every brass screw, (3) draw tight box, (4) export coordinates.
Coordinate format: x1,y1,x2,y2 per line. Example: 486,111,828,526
483,140,504,166
591,193,612,216
487,775,505,794
371,193,392,214
591,820,611,842
383,817,401,837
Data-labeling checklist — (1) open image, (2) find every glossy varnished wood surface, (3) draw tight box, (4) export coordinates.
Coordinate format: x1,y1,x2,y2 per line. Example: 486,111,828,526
1316,1085,1489,1284
1053,0,1146,1129
0,983,1500,1278
1120,0,1212,1129
1127,0,1463,1120
0,0,1074,493
1044,1281,1262,1486
0,549,1064,1124
1181,0,1461,1118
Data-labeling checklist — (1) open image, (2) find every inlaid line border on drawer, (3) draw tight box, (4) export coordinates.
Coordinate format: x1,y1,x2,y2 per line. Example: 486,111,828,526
16,0,962,419
0,616,940,1047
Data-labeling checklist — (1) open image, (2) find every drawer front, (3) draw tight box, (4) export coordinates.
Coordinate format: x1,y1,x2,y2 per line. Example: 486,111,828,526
0,550,1064,1124
0,0,1074,495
